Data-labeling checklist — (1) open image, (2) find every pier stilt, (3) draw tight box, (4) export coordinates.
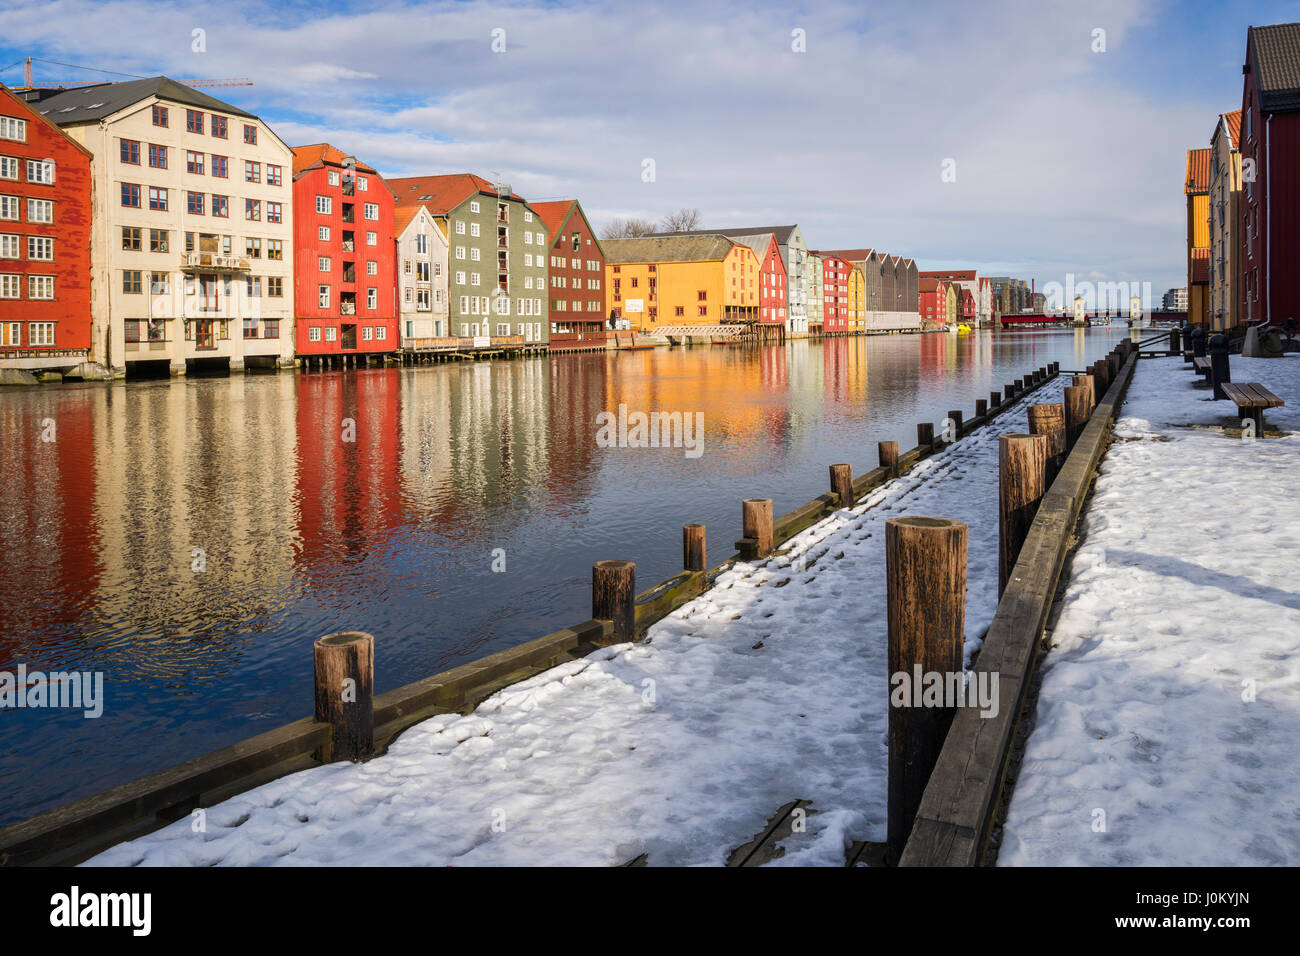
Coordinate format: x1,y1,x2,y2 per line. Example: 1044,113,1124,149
313,631,375,763
917,422,934,452
1064,386,1090,449
830,464,855,508
1027,403,1067,486
593,560,637,644
878,442,899,479
885,515,968,863
742,498,774,558
683,524,706,573
998,434,1047,597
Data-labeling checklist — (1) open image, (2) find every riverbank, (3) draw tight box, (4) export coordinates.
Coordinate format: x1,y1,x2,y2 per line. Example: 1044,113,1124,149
80,376,1072,866
998,353,1300,866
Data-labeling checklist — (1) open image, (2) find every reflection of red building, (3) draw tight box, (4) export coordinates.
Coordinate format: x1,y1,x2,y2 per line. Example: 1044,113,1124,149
0,84,93,367
812,253,851,334
291,144,397,363
294,370,404,578
532,200,606,351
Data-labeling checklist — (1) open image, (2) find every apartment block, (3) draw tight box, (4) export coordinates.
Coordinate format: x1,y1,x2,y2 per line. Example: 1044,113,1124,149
395,203,450,346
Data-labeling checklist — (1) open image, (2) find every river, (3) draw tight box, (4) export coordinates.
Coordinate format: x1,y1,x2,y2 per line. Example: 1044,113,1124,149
0,327,1130,825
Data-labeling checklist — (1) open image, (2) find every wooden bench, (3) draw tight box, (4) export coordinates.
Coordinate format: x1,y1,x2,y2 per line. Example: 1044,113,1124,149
1193,356,1212,379
1221,382,1285,433
1182,349,1194,364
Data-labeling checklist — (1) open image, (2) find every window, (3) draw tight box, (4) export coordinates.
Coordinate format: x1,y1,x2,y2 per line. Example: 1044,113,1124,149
318,285,330,308
267,201,282,223
455,221,465,234
366,231,376,246
186,191,204,215
524,232,532,245
152,104,168,127
357,176,368,191
0,196,17,221
318,256,330,272
267,164,282,186
245,199,261,221
150,229,169,253
325,326,337,342
243,317,259,338
268,277,283,297
456,246,466,260
367,288,377,309
263,318,280,338
367,260,377,276
456,271,465,284
246,276,261,297
470,201,480,213
0,320,18,343
246,238,262,259
0,117,26,142
211,154,228,178
120,139,140,164
122,270,142,293
470,248,480,261
29,276,54,300
316,195,331,215
245,161,261,183
121,227,142,251
186,110,203,134
698,305,707,316
362,326,373,341
364,202,378,220
184,150,203,175
27,159,55,183
121,183,141,207
209,194,227,217
27,198,52,223
328,170,340,186
29,321,54,345
150,272,168,295
148,186,168,211
0,273,19,297
308,326,321,342
211,115,227,138
0,234,16,258
376,326,385,340
243,124,257,145
470,222,481,237
470,273,481,286
267,239,283,261
697,290,707,301
524,210,533,222
0,156,15,180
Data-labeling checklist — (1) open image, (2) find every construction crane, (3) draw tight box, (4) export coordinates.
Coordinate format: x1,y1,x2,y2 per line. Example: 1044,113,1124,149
16,57,252,90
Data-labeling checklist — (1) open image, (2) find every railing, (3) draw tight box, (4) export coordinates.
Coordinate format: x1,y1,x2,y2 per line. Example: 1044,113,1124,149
404,337,460,351
182,252,250,272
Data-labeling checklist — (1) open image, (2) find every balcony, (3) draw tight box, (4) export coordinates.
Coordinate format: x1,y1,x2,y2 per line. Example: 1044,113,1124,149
182,251,250,272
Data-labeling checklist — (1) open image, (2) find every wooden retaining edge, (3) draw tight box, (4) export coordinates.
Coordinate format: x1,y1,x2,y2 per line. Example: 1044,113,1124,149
0,617,614,867
0,365,1060,867
898,352,1139,868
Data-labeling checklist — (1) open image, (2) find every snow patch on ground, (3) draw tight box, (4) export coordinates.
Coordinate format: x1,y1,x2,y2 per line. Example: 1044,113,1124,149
999,354,1300,866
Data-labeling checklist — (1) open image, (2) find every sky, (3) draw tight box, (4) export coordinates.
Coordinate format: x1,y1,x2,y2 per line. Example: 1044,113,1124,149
2,0,1297,298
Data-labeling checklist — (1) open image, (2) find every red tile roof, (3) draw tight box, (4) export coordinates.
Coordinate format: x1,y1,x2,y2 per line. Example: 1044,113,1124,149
816,248,874,262
530,200,576,239
291,143,378,178
918,269,976,281
387,173,521,215
919,277,941,292
1221,109,1242,149
392,205,420,236
1185,148,1211,194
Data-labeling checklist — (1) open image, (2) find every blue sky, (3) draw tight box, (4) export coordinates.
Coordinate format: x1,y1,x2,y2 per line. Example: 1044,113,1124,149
2,0,1298,297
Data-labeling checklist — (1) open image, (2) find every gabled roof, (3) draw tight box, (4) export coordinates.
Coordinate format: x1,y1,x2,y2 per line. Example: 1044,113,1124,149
919,277,942,292
1218,109,1243,149
728,231,780,262
1249,22,1300,112
291,143,379,178
604,234,736,264
25,75,258,124
0,84,92,160
1185,148,1211,194
388,173,524,215
820,248,875,262
531,199,605,256
393,203,433,237
645,224,799,245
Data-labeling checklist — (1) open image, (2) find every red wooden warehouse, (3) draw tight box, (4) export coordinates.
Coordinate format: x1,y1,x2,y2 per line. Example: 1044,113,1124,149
531,199,607,351
0,83,93,372
291,143,397,367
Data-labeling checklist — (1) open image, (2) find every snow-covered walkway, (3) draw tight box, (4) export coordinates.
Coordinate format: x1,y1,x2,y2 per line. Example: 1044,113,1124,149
1000,353,1300,866
86,384,1065,867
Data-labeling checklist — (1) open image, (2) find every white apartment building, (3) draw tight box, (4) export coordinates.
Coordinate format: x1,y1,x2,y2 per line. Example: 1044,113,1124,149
27,77,294,376
395,204,449,345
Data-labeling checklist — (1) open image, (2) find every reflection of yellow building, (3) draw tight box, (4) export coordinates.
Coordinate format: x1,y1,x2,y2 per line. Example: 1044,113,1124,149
605,236,759,332
848,266,865,332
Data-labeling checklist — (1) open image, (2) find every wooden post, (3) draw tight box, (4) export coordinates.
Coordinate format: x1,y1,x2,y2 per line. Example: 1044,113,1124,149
885,516,968,862
1005,382,1016,400
830,463,855,507
1109,353,1121,381
946,409,963,442
1071,374,1096,414
742,498,774,558
878,442,899,478
990,390,1001,409
683,524,706,572
998,434,1047,596
1064,386,1090,449
313,631,375,763
593,559,637,643
1038,366,1048,383
917,421,934,452
975,397,988,418
1027,403,1067,485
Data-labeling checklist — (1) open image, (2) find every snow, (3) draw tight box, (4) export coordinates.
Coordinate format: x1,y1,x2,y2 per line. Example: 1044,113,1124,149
85,382,1067,867
999,353,1300,866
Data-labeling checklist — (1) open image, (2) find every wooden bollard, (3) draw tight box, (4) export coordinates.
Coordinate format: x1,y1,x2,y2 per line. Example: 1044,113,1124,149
830,463,854,507
976,398,988,418
990,390,1001,409
878,442,899,478
1109,353,1121,380
313,631,375,763
945,410,963,442
1039,366,1048,382
1071,374,1096,414
885,516,968,862
917,421,934,451
998,434,1047,596
683,524,706,573
1064,386,1090,449
593,559,636,643
1027,403,1067,486
1005,382,1016,400
742,498,774,558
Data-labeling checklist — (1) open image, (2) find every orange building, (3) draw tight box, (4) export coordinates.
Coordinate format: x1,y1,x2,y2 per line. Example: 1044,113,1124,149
603,234,759,332
1185,147,1211,327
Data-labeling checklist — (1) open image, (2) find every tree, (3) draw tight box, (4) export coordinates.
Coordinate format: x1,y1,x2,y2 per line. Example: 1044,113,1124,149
600,217,658,239
659,207,702,233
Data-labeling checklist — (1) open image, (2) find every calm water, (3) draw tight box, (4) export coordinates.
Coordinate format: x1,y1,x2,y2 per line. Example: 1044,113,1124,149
0,328,1128,825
